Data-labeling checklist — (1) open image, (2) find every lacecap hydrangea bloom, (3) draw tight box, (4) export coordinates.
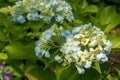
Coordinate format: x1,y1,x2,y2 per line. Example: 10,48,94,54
35,23,112,74
10,0,74,24
0,64,12,80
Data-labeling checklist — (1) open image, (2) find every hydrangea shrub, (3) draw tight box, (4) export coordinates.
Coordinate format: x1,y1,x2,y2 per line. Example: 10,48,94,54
0,0,120,80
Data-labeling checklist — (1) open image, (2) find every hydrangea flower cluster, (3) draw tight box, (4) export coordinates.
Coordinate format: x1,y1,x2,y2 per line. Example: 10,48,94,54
35,23,112,74
35,24,63,59
0,64,12,80
10,0,74,24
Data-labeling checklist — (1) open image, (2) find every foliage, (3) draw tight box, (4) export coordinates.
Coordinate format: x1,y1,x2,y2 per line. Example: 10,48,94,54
0,0,120,80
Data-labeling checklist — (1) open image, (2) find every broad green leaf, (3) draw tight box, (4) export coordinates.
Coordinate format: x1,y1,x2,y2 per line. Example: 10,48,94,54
106,74,119,80
55,65,76,80
75,67,100,80
80,0,88,9
104,14,120,33
99,6,119,25
4,42,38,59
83,5,98,13
25,73,38,80
29,67,56,80
108,35,120,50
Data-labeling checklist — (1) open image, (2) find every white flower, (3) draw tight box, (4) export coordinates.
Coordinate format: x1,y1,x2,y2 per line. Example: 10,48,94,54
81,38,89,46
75,65,85,74
65,54,79,63
55,55,63,63
96,53,108,62
104,40,112,52
84,60,92,68
89,40,97,47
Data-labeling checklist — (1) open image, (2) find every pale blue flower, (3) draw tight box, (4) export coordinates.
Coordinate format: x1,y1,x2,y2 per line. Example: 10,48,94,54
27,13,40,21
13,15,26,24
56,6,63,12
45,51,50,58
72,27,81,34
43,16,52,24
55,15,64,24
49,0,58,5
61,30,73,38
36,52,42,59
68,15,74,22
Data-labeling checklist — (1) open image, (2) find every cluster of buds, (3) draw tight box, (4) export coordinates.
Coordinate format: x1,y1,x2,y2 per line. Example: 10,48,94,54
0,64,12,80
10,0,74,24
35,23,112,74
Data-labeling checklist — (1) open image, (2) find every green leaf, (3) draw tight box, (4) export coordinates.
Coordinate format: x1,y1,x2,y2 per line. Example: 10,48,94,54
100,62,111,74
4,42,38,59
115,67,120,78
99,6,119,26
104,13,120,33
0,52,8,60
80,0,88,10
108,35,120,50
29,67,56,80
55,65,76,80
0,31,9,41
93,62,102,74
75,67,100,80
83,5,98,13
